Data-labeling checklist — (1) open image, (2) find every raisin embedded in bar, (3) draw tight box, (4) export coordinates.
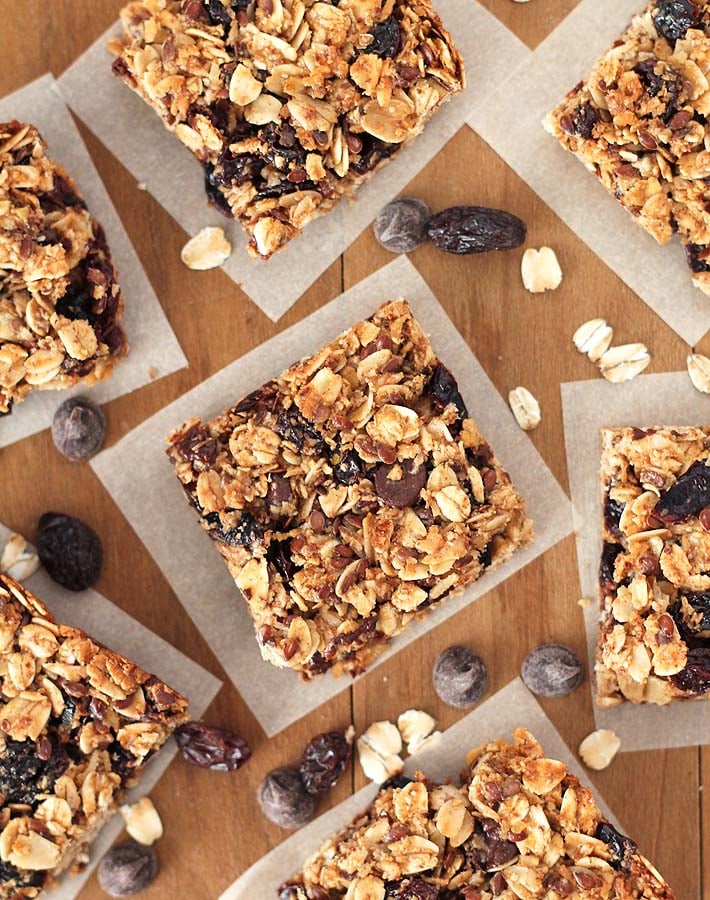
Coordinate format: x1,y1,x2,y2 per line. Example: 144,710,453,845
0,122,127,417
110,0,465,259
279,728,675,898
597,426,710,706
0,573,188,898
166,299,532,680
545,1,710,294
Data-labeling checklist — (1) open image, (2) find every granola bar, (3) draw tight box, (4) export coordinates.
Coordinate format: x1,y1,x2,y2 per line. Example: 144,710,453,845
545,2,710,294
110,0,464,259
0,573,188,898
166,299,532,680
280,727,675,899
0,122,127,417
597,426,710,706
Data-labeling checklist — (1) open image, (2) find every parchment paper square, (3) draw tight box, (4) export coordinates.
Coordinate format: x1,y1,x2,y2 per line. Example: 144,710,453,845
0,75,187,449
57,0,530,321
561,371,710,751
0,523,222,900
468,0,710,347
221,678,618,899
90,255,573,737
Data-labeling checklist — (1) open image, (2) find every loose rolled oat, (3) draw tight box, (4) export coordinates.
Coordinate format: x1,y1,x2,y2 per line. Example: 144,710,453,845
573,317,614,363
687,352,710,394
180,226,232,270
281,728,675,898
0,533,40,583
508,385,541,431
598,343,651,383
579,729,621,771
120,797,163,846
110,0,464,259
520,246,563,293
0,122,126,417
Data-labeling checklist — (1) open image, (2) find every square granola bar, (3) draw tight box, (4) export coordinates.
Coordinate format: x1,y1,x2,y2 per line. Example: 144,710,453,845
110,0,464,259
280,728,675,899
0,122,127,417
167,299,532,680
0,573,188,898
598,426,710,706
545,2,710,294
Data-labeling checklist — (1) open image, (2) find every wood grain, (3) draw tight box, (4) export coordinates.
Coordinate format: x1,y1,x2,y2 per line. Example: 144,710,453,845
0,1,703,898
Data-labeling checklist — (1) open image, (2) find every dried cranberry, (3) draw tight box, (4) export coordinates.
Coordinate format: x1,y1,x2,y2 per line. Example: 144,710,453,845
671,647,710,693
174,427,218,469
375,459,427,508
654,461,710,523
37,512,102,591
299,731,352,794
175,721,251,771
654,0,698,41
595,822,638,870
276,409,325,452
428,363,468,420
366,16,401,58
428,206,526,255
332,449,364,485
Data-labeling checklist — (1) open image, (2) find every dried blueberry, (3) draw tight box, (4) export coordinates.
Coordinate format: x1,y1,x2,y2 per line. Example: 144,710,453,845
521,644,583,697
37,512,102,591
654,0,698,41
51,397,106,462
671,647,710,694
374,459,427,509
428,206,526,255
595,822,638,870
300,731,352,795
258,767,316,829
175,721,251,771
373,198,431,253
428,363,468,420
433,646,488,709
655,461,710,523
366,15,401,58
98,841,158,897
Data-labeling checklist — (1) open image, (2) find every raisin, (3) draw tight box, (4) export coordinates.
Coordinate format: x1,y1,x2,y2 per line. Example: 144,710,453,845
634,58,681,120
428,363,468,419
174,721,251,771
37,512,102,591
203,163,234,217
276,409,325,452
655,461,710,522
0,860,44,890
685,242,710,273
39,174,85,213
278,882,308,900
52,397,106,462
680,591,710,632
350,134,397,175
595,822,638,870
380,774,413,791
0,738,68,805
604,495,625,535
332,449,364,485
374,459,427,508
654,0,698,41
205,0,232,27
213,511,263,549
174,426,218,470
428,206,526,255
366,16,401,58
571,102,600,138
599,542,621,589
267,538,298,583
55,292,96,323
671,647,710,693
299,731,352,794
386,879,440,899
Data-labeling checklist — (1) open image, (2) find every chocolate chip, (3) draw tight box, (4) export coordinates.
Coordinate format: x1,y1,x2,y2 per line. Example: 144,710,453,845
51,397,106,462
98,841,158,897
374,460,427,509
433,646,488,708
521,643,583,697
373,198,431,253
258,767,315,829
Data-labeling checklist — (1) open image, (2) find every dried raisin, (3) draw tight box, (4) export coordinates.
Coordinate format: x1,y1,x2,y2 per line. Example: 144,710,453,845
174,721,251,771
300,731,352,794
37,512,102,591
428,206,526,255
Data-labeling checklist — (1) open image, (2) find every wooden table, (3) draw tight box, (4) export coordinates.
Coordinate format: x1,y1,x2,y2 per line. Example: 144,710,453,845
1,2,705,897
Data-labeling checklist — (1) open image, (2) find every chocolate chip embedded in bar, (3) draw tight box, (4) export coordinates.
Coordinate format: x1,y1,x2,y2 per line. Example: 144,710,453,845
280,728,675,898
597,426,710,706
110,0,464,259
166,299,532,680
0,573,188,899
0,122,127,417
545,2,710,295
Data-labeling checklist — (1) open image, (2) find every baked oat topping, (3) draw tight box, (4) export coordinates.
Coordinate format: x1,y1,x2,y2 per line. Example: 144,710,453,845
546,1,710,295
281,728,675,899
597,426,710,706
0,122,126,417
110,0,464,259
0,573,187,899
166,299,533,680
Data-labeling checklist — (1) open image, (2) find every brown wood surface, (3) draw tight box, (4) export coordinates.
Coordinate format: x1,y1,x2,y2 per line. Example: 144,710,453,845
0,2,704,898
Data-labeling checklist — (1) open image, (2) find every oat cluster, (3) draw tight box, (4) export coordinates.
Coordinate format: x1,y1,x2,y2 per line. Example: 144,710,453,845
110,0,464,258
0,574,187,899
546,1,710,293
282,728,674,899
0,122,126,417
167,300,532,680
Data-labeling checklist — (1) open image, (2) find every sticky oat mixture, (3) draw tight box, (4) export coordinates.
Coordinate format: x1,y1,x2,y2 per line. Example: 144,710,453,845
598,426,710,706
280,728,675,899
0,122,126,417
546,0,710,294
0,574,188,899
110,0,464,258
167,300,532,680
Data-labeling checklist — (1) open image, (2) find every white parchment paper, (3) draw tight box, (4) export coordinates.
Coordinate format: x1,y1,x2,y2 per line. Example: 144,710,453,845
90,255,573,737
0,75,187,449
469,0,710,347
222,678,618,900
0,522,222,900
561,371,710,751
57,1,530,322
